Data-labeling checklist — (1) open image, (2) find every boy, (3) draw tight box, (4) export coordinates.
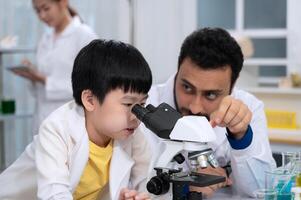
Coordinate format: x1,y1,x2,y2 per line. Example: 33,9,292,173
0,39,152,200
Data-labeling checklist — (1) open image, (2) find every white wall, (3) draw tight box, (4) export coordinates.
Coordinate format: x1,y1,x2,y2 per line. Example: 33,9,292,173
133,0,197,84
287,0,301,74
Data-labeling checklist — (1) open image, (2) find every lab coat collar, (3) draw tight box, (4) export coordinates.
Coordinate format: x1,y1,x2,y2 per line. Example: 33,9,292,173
109,138,134,200
45,16,82,39
60,16,81,37
66,101,90,189
158,73,177,108
67,101,87,144
66,101,135,198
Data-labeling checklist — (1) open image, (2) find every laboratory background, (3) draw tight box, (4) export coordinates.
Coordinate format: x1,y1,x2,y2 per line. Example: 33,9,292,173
0,0,301,197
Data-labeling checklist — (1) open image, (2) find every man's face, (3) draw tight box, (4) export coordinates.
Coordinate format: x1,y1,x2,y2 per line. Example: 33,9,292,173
175,58,232,120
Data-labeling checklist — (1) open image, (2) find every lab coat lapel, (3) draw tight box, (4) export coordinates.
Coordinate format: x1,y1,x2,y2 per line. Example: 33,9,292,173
156,74,176,108
60,16,81,37
110,139,134,200
209,126,228,150
66,102,90,190
69,133,89,191
163,75,176,107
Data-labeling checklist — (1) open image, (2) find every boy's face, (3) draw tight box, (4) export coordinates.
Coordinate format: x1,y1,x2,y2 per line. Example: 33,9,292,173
90,89,148,141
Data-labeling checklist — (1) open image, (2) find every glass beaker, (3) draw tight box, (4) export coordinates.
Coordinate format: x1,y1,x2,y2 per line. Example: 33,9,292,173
292,160,301,187
265,169,294,200
281,152,297,172
281,152,301,172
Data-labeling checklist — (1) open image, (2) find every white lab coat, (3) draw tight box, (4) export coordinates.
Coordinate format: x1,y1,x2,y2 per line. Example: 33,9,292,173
0,101,151,200
144,75,276,198
32,16,97,132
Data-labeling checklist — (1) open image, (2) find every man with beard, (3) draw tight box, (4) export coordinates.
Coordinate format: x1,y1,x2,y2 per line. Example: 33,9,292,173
143,28,276,199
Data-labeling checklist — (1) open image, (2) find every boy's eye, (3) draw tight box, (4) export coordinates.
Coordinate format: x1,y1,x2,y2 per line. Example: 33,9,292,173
123,103,133,107
123,101,146,108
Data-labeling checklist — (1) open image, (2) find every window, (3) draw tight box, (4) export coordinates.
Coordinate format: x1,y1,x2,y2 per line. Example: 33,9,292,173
197,0,290,87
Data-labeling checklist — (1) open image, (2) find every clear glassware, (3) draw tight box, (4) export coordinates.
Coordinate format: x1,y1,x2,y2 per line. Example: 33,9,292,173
292,160,301,187
254,188,277,200
265,168,294,199
281,152,301,173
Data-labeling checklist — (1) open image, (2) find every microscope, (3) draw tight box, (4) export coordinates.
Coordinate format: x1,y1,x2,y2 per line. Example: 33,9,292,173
132,103,226,200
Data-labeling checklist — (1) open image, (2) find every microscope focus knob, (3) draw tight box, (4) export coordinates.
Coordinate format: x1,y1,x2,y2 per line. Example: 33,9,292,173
147,175,170,195
173,153,185,164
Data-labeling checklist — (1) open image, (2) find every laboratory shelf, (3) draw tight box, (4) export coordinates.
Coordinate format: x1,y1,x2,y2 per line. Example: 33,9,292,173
244,58,287,66
268,129,301,145
244,87,301,95
0,113,33,121
0,46,35,170
0,47,35,54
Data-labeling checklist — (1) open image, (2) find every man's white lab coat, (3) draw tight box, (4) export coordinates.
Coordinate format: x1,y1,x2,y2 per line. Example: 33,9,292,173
0,101,151,200
32,16,97,132
144,75,276,198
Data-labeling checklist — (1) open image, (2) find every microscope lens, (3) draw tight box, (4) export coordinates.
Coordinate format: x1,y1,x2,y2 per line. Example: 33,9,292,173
197,155,208,168
207,154,219,168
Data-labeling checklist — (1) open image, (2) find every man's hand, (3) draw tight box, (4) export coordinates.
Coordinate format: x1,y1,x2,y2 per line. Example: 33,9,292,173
119,188,151,200
190,166,232,198
210,96,252,139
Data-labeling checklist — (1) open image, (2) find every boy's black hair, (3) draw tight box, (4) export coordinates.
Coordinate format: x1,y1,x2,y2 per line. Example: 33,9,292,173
72,39,152,106
178,27,244,88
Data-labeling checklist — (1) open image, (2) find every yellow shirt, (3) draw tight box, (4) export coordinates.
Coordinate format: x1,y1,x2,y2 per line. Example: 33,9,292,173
73,140,113,200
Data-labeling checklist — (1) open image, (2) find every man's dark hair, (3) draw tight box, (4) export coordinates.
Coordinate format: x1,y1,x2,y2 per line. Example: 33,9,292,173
72,39,152,106
178,27,244,87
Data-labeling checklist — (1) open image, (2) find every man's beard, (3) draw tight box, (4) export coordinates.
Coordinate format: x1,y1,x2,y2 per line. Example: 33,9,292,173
179,107,210,121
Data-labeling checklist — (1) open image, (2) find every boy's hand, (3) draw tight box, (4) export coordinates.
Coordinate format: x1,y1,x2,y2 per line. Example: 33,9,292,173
190,166,232,198
119,188,151,200
210,96,252,140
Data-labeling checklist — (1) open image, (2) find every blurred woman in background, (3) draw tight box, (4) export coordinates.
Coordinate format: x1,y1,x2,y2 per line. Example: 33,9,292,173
12,0,97,132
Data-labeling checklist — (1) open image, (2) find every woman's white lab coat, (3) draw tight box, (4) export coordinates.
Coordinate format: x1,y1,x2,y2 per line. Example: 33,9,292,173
144,75,276,198
32,16,97,132
0,101,151,200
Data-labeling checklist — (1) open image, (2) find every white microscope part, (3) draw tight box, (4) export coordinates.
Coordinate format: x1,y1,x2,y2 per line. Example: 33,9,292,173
154,116,217,168
170,116,216,143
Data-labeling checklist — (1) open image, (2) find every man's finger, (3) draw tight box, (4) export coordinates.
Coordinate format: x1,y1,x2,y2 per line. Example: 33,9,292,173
227,104,248,127
222,100,241,125
210,96,232,125
229,111,252,133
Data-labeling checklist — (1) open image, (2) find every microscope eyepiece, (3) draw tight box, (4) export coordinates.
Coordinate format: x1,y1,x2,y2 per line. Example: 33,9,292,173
131,104,149,121
146,104,156,112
